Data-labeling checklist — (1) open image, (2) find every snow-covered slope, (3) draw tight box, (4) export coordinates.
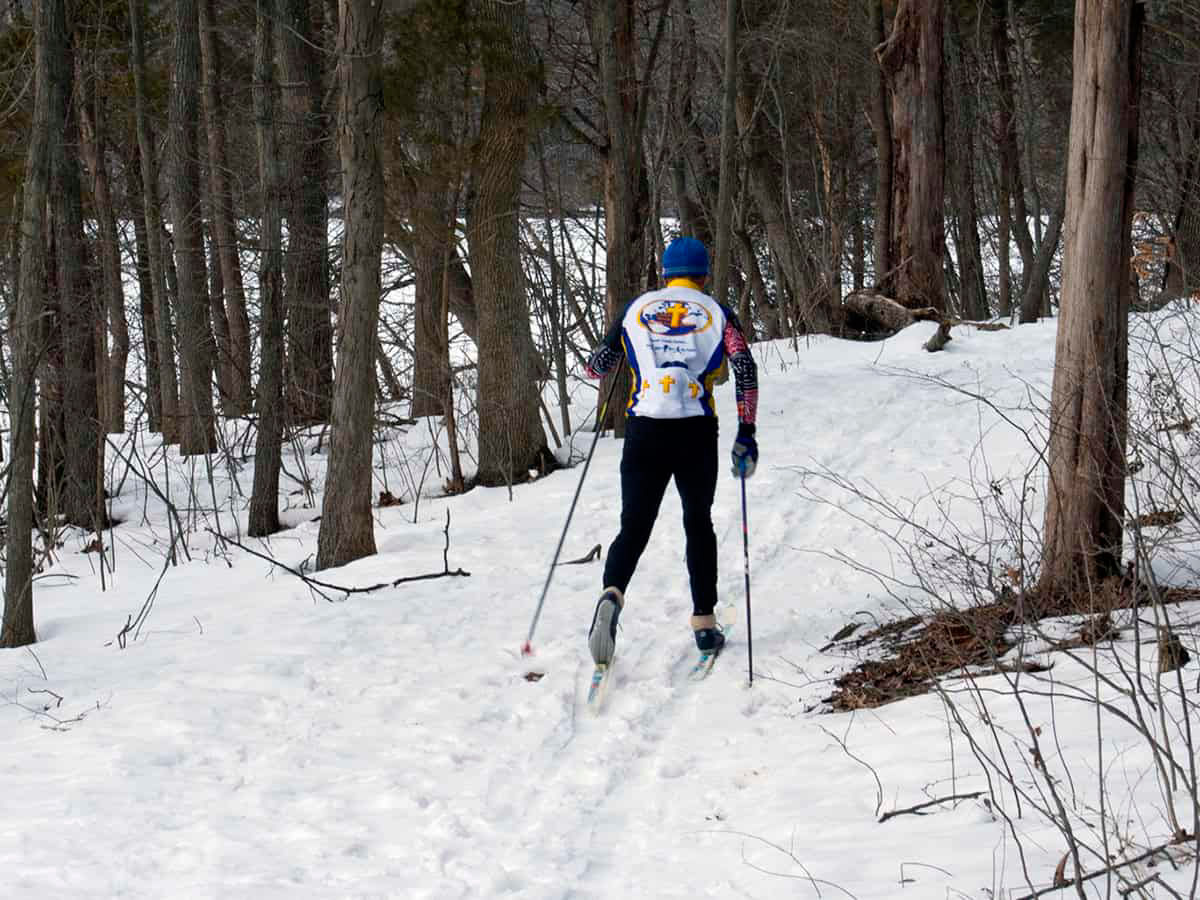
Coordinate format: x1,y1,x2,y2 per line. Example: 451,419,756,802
4,316,1197,898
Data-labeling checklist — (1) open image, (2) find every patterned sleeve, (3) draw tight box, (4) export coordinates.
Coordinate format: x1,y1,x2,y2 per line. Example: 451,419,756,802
722,311,758,426
584,305,629,379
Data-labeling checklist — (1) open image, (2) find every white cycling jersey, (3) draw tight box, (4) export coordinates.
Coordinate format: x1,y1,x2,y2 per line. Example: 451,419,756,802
618,285,730,419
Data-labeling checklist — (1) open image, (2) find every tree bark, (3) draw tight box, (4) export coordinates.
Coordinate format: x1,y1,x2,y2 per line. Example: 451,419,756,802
130,0,180,443
710,0,739,309
468,0,550,486
1018,176,1067,324
867,0,893,289
198,0,252,414
1164,89,1200,299
77,76,130,434
1039,0,1144,602
125,153,162,432
587,0,654,435
945,9,988,320
169,0,218,455
3,0,62,648
277,0,333,425
52,20,102,530
877,0,946,312
249,0,284,537
316,0,384,569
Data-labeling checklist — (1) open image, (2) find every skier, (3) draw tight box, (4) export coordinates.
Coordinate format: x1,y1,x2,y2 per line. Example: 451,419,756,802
585,236,759,666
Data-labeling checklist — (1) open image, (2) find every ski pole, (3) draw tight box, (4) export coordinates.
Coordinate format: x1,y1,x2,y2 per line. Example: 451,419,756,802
522,373,623,656
740,471,754,685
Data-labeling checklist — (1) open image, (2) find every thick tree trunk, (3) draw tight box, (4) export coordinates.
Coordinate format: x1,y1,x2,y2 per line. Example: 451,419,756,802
868,0,892,288
249,0,284,537
710,0,738,308
52,25,102,530
877,0,946,312
588,0,653,435
198,0,252,414
468,0,549,486
277,0,333,425
77,83,130,434
169,0,218,455
316,0,384,569
1039,0,1144,602
945,11,988,321
409,149,454,419
3,0,61,648
1164,90,1200,298
130,0,180,443
991,0,1035,318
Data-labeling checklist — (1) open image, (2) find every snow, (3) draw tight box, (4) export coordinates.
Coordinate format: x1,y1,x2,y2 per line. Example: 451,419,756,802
4,313,1200,898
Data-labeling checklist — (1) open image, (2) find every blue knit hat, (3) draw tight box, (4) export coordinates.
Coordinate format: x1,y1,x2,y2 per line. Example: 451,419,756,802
662,237,709,278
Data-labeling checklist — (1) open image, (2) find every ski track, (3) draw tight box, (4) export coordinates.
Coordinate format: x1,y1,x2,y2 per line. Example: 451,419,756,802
3,322,1088,898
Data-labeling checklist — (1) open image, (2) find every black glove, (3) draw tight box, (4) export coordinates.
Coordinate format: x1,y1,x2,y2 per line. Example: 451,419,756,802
731,423,758,479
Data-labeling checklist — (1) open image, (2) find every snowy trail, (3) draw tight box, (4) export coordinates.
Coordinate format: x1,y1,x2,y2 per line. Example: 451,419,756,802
4,320,1129,899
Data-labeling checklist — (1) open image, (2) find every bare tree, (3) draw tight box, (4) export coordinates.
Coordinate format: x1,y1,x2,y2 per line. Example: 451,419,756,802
248,0,284,537
1039,0,1145,600
198,0,252,415
130,0,180,443
877,0,946,312
468,0,550,485
277,0,334,426
51,9,102,530
169,0,218,455
76,63,130,434
586,0,657,434
3,0,62,648
316,0,385,569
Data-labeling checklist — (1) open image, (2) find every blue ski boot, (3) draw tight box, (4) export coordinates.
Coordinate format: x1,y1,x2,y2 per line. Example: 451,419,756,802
588,587,624,665
691,613,726,654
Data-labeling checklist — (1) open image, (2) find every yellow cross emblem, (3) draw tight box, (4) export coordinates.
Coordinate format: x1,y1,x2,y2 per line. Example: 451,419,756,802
665,302,690,328
659,374,676,394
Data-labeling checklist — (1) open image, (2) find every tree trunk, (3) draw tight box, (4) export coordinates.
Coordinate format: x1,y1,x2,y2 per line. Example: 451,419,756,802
169,0,218,455
1039,0,1144,603
409,160,454,419
277,0,334,425
736,34,829,333
316,0,384,569
710,0,738,309
198,0,252,414
77,79,130,434
1018,177,1067,324
588,0,653,435
945,10,988,320
125,154,162,432
1164,90,1200,298
52,22,102,530
249,0,284,537
877,0,946,312
129,0,180,443
468,0,550,486
3,0,62,648
868,0,893,289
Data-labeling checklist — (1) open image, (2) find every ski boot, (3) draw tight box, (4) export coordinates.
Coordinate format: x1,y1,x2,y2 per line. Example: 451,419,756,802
588,587,624,665
691,613,726,655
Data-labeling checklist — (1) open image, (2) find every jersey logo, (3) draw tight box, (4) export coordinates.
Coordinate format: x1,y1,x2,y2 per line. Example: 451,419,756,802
637,299,713,336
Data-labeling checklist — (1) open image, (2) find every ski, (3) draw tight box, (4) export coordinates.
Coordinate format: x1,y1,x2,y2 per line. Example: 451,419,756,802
586,661,613,711
688,607,738,682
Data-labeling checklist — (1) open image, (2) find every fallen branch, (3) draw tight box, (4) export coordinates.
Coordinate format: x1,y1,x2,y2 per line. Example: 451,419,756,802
559,543,602,565
878,791,984,823
204,508,470,602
